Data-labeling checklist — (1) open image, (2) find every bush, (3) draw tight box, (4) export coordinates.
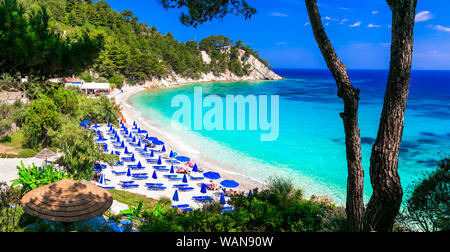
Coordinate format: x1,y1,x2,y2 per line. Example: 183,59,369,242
396,157,449,232
138,176,333,232
11,162,72,194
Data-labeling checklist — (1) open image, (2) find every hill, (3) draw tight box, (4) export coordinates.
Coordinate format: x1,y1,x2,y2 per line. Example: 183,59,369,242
20,0,282,88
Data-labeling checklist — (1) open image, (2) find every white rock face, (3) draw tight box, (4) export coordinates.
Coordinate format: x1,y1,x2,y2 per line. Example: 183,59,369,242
143,49,283,89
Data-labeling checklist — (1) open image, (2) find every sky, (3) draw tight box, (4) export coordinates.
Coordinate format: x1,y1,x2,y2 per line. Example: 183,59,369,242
101,0,450,70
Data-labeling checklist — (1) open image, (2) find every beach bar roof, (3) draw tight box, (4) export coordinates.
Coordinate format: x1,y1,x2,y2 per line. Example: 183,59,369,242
34,148,57,160
21,179,113,222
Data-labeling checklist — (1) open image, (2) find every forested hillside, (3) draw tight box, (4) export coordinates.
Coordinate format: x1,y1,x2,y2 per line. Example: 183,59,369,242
19,0,272,87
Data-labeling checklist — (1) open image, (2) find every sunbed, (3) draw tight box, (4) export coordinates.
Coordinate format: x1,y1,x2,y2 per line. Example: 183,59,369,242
145,183,164,187
121,184,139,189
147,186,166,191
112,171,126,176
192,196,213,202
178,187,195,192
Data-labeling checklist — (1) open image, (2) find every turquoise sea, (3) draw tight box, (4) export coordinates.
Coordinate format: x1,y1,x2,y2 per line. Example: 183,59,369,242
130,69,450,204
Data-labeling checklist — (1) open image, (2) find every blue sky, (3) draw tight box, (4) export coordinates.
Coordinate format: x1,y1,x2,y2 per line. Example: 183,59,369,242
102,0,450,70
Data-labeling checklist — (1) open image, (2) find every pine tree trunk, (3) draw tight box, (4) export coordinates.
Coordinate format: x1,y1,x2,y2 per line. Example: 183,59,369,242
364,0,417,232
305,0,364,232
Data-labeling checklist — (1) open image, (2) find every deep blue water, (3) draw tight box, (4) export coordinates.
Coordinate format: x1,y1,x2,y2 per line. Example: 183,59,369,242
131,69,450,204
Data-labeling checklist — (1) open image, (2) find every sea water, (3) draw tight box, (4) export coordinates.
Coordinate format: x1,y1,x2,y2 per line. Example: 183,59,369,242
130,69,450,204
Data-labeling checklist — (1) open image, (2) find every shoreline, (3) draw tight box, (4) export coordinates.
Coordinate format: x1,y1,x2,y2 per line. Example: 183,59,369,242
109,85,269,193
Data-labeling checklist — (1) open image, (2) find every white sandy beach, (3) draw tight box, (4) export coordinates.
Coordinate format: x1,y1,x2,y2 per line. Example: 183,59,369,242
82,85,268,210
104,85,267,207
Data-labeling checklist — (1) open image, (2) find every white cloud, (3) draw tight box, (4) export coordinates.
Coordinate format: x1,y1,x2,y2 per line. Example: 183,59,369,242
349,21,362,27
431,25,450,32
372,10,379,15
271,12,288,17
325,23,329,26
340,19,348,25
304,22,309,26
276,42,288,45
323,16,331,20
415,11,433,22
367,24,381,28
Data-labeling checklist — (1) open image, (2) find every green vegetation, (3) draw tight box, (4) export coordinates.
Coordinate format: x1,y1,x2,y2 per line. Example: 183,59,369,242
138,177,336,232
16,0,268,83
0,0,103,79
397,157,450,232
11,162,72,194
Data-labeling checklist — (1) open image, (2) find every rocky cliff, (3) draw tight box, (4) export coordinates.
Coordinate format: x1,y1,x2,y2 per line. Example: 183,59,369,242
143,49,283,88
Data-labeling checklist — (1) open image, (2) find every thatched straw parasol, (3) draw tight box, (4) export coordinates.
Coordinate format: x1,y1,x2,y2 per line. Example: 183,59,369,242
34,148,57,160
21,179,113,222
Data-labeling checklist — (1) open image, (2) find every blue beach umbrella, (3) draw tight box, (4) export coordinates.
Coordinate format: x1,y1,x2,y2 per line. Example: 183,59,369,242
107,122,111,127
192,163,198,172
127,168,131,177
172,190,179,202
220,180,239,188
182,174,188,183
152,171,158,180
131,154,135,162
157,156,162,165
150,150,154,157
98,174,105,184
147,137,158,142
137,140,141,147
132,136,136,143
200,183,207,194
203,172,221,180
169,150,174,158
120,141,125,148
220,194,226,205
143,145,148,152
248,190,253,198
170,165,174,174
153,140,164,146
176,156,190,162
137,161,142,169
93,123,100,128
161,145,166,153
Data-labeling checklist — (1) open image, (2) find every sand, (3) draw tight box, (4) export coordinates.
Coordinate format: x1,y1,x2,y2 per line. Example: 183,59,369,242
102,85,267,208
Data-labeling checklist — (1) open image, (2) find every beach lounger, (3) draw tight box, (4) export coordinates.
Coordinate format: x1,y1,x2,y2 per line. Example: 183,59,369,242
112,171,127,176
132,175,148,180
167,177,182,182
178,187,194,192
100,186,116,189
192,196,214,202
165,160,180,164
154,167,169,172
147,186,166,191
171,204,190,209
145,183,164,187
173,184,189,188
119,181,135,185
163,175,178,178
132,173,148,176
121,184,139,189
146,159,159,163
189,176,204,180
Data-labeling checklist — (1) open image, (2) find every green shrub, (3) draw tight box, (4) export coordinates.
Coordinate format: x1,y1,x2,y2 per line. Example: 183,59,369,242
396,157,450,232
11,162,72,193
